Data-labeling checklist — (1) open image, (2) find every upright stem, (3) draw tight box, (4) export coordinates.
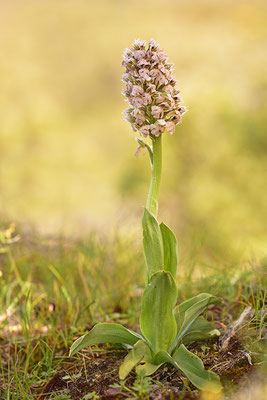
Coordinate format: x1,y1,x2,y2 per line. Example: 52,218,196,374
145,135,162,218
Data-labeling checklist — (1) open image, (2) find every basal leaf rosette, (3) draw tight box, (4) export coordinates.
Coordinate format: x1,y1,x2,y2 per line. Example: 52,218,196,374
122,39,187,141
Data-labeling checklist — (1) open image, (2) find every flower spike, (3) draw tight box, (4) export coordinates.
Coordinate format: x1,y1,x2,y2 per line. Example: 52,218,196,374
122,39,187,138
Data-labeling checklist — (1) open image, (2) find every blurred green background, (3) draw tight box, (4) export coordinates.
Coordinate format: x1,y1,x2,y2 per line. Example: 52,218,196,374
0,0,266,265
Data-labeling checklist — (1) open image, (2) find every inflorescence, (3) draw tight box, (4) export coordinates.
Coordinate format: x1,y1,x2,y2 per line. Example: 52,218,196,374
122,39,187,138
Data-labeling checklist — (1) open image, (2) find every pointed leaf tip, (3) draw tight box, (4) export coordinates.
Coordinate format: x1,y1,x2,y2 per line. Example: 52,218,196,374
142,208,164,279
173,345,222,393
160,222,178,279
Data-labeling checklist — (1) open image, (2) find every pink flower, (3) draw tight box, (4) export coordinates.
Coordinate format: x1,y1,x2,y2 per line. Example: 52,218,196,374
166,121,176,134
157,119,166,127
135,145,143,157
133,50,146,61
150,123,165,137
126,81,133,93
133,110,146,125
139,68,151,81
131,85,144,96
130,96,144,108
139,125,151,137
122,108,133,123
147,83,157,93
179,106,187,115
171,111,182,124
155,73,168,86
158,63,167,74
151,53,160,63
156,94,166,103
142,93,152,105
158,51,168,62
131,122,138,132
137,58,150,67
151,106,163,119
149,68,161,79
132,39,146,49
122,73,130,82
165,85,174,94
173,95,182,103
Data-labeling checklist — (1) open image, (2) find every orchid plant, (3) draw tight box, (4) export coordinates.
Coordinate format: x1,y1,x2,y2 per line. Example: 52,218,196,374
70,39,222,393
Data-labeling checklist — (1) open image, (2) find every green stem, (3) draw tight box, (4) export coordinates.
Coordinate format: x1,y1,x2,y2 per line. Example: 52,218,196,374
145,135,162,217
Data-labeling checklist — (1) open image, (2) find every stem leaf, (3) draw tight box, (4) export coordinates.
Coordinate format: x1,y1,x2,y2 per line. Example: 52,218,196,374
142,208,164,279
140,271,177,353
160,222,178,280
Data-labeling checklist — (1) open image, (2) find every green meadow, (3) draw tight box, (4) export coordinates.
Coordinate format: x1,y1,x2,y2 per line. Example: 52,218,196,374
0,0,266,398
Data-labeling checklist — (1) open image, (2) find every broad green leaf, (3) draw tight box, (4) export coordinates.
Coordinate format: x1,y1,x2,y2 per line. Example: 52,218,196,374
185,316,215,333
135,347,161,376
119,340,151,380
182,317,220,345
182,330,220,346
69,323,142,356
159,222,178,280
181,294,218,333
142,208,164,279
154,348,222,392
170,293,219,353
136,361,162,376
153,350,176,366
134,347,162,376
140,271,177,354
178,293,217,324
172,345,222,393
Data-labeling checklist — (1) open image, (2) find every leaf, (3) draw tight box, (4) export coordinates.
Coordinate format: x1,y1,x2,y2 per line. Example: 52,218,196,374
172,345,222,393
136,361,162,376
181,294,219,333
119,340,151,380
179,294,217,323
134,347,162,376
169,293,219,353
181,317,220,345
140,271,177,354
185,316,215,333
136,138,153,164
153,350,176,366
69,323,142,356
159,222,178,280
142,208,164,279
82,393,98,400
154,347,222,392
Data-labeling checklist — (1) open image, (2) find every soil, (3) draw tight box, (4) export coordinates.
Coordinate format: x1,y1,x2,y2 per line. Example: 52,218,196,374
34,336,257,400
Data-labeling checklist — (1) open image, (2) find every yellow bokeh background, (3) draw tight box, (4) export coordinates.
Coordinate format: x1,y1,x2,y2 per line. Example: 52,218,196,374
0,0,266,264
